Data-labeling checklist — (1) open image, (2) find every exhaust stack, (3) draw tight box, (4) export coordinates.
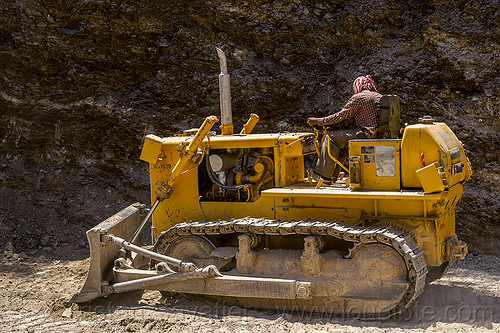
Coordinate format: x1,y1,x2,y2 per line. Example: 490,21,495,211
216,47,233,135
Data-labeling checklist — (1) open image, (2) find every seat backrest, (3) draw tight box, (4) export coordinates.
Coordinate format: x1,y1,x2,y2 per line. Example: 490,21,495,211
378,95,401,139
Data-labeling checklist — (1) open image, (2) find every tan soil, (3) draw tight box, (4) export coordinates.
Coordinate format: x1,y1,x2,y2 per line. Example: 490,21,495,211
1,244,498,332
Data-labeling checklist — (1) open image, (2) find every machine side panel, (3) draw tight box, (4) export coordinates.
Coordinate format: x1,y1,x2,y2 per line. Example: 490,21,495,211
200,198,275,221
149,145,205,240
401,123,470,188
349,139,401,191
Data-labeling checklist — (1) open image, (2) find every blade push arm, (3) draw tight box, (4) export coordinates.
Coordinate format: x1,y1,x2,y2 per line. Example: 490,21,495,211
130,116,218,244
155,115,218,201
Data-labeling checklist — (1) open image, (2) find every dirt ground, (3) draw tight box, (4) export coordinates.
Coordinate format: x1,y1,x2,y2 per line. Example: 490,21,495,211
0,242,498,333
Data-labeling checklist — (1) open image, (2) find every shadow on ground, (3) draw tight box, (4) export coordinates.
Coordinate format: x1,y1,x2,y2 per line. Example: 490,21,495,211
75,277,498,329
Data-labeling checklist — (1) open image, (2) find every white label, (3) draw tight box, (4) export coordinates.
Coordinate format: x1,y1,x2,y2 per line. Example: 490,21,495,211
376,146,396,177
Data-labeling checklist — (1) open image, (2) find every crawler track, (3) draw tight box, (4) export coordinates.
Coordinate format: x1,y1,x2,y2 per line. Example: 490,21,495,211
154,218,428,319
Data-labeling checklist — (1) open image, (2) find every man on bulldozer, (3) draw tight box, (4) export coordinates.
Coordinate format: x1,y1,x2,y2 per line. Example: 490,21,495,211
307,75,382,182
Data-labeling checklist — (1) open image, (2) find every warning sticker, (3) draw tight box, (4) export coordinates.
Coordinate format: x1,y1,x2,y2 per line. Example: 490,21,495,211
364,155,375,163
452,162,463,175
361,146,375,154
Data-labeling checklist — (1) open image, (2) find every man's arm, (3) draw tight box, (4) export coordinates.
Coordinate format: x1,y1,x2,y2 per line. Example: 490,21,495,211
308,95,360,126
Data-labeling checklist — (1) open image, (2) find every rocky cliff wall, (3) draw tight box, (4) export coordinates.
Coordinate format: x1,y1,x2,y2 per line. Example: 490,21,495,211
0,0,498,257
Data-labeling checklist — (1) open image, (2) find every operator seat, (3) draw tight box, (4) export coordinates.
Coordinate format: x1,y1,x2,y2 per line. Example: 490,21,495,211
377,95,401,139
327,95,401,182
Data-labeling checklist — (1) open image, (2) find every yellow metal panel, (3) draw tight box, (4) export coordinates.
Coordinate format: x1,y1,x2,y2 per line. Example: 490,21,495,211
149,148,205,239
200,198,275,221
283,156,304,185
140,135,164,164
276,136,306,187
262,186,444,219
401,122,469,189
157,133,309,150
275,206,362,224
416,162,445,194
349,140,401,191
261,185,437,200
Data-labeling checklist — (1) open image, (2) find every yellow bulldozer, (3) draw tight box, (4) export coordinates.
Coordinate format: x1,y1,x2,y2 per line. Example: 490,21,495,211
71,48,471,319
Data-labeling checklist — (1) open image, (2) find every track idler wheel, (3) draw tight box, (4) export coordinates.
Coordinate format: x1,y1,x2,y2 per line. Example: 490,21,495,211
159,235,216,272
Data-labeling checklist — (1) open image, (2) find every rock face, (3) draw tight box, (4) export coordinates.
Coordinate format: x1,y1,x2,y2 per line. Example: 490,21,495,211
0,0,498,257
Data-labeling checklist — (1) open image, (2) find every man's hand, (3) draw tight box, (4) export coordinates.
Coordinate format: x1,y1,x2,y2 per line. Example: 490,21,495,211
307,117,320,126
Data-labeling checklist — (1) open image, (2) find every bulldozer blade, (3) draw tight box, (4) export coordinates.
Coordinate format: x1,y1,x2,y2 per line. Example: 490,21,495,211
70,203,144,304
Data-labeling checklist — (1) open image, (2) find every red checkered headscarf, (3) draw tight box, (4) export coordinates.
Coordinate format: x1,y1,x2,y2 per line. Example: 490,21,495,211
352,75,377,94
